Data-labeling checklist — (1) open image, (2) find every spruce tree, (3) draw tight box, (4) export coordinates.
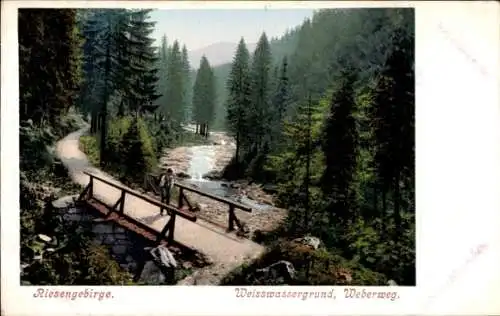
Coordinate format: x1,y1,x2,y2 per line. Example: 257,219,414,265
192,56,216,134
372,25,414,235
165,40,184,123
19,9,83,126
321,68,359,228
270,56,291,151
126,9,160,116
226,38,252,162
156,34,169,119
248,32,273,151
181,45,192,122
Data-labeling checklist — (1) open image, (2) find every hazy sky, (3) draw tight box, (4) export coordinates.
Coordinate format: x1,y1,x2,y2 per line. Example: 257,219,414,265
149,9,314,51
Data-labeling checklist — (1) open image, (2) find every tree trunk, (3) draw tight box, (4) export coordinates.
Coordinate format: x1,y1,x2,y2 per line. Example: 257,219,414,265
394,172,401,237
304,94,312,231
99,32,111,167
381,188,387,234
235,131,240,162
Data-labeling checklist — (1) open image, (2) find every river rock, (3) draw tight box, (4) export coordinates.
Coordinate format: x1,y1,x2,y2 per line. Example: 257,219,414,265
37,234,52,243
262,184,278,194
52,195,78,209
202,170,222,180
176,172,191,179
230,183,241,189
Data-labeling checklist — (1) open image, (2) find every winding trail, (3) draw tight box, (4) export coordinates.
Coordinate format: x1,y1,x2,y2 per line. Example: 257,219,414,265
55,127,265,285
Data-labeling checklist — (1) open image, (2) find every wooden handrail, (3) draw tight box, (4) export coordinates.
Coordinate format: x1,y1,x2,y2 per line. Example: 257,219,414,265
83,171,197,222
174,181,252,213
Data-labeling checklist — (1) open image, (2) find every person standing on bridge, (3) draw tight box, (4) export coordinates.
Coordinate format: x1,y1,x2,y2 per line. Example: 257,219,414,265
159,168,175,215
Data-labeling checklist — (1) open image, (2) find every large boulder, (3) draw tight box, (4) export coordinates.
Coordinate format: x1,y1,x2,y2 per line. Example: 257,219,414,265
139,261,166,284
149,245,177,269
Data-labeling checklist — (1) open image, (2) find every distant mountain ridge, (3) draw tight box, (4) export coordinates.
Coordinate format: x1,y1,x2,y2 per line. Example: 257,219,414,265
188,42,257,68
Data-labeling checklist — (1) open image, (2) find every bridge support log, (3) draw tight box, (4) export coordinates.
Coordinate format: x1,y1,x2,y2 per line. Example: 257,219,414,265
110,191,126,215
78,176,94,201
228,205,242,232
178,188,184,209
157,214,176,244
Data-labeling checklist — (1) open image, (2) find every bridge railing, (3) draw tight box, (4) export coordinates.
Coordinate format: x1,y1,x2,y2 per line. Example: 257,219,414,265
78,171,197,244
145,173,252,232
174,181,252,232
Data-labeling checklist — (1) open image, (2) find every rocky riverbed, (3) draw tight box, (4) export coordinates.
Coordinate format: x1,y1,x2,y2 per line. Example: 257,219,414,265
157,130,287,238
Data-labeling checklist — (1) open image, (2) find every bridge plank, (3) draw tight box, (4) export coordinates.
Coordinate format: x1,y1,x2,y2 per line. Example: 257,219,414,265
174,181,252,213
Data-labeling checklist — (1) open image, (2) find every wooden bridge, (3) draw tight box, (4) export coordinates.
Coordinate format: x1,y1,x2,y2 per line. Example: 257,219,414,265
79,171,253,249
57,129,265,272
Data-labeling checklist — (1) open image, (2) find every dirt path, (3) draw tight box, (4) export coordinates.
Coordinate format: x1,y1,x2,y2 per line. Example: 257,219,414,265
55,127,265,285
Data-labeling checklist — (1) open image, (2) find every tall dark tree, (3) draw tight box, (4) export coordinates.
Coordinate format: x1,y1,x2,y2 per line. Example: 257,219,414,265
321,68,359,227
164,40,184,123
192,56,216,135
126,9,160,116
226,38,252,162
248,32,273,151
19,9,83,126
156,34,169,119
270,56,291,150
181,44,192,122
372,24,415,236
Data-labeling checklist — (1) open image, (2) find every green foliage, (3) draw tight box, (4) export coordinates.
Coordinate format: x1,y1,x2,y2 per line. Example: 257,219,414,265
79,135,100,166
221,239,386,285
81,115,158,183
120,117,157,181
19,9,83,126
219,8,415,285
19,8,136,286
20,126,133,286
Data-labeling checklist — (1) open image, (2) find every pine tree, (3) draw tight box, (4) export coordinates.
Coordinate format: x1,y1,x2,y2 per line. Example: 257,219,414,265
248,32,273,151
226,38,252,162
156,34,169,119
265,94,329,233
270,56,291,151
192,56,216,135
321,68,359,228
181,45,192,122
126,9,160,116
165,40,184,123
19,9,83,126
372,24,414,236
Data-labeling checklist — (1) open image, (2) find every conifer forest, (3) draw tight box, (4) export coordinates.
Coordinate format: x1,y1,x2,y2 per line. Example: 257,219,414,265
19,8,415,286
